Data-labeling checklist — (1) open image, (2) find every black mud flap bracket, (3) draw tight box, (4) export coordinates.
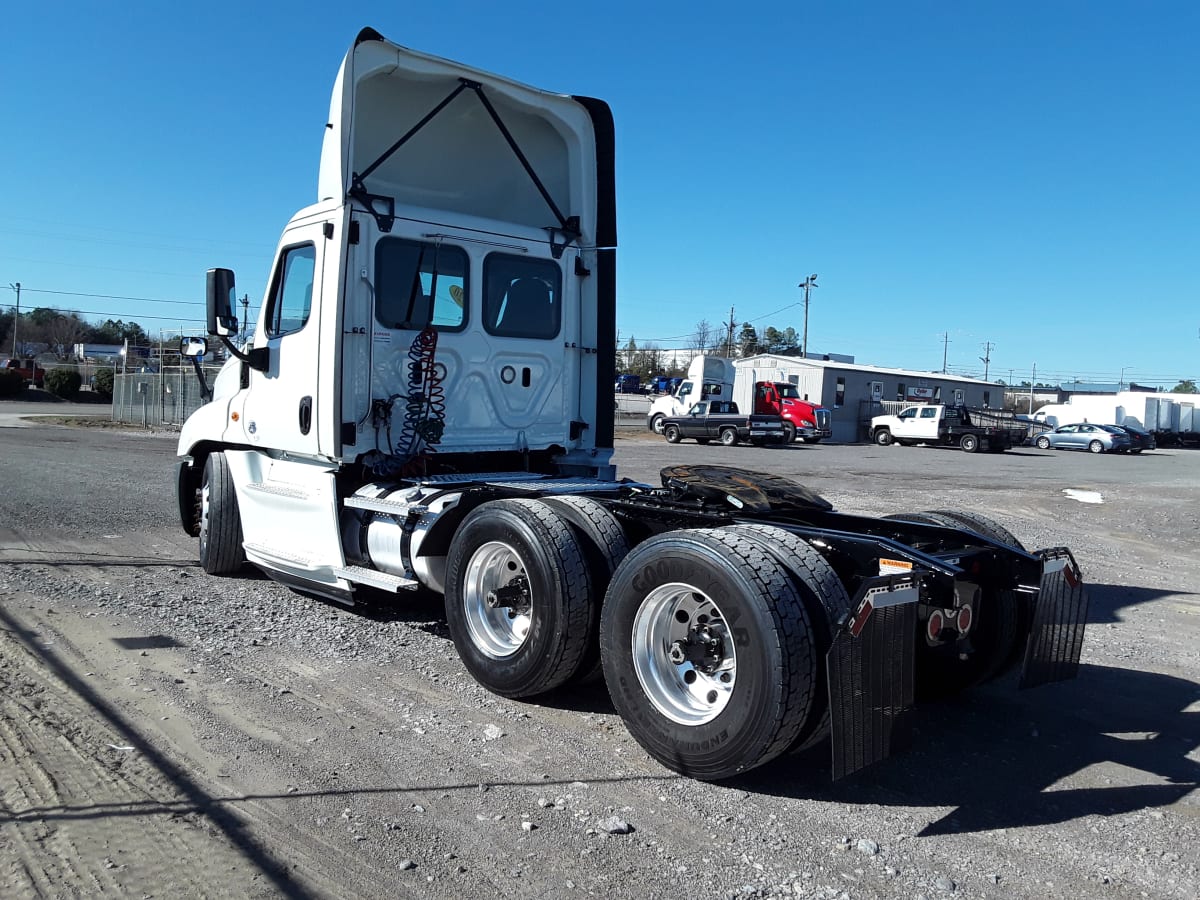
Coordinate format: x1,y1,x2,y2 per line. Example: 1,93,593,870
827,573,920,780
1018,548,1088,689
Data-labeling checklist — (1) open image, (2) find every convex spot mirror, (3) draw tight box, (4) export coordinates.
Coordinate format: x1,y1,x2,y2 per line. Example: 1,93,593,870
179,337,208,359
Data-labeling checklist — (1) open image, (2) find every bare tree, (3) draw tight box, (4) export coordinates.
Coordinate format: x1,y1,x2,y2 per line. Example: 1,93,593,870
687,319,715,356
45,313,89,360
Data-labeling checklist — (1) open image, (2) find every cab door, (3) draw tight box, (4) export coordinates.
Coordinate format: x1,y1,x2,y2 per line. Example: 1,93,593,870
893,407,921,440
241,221,327,457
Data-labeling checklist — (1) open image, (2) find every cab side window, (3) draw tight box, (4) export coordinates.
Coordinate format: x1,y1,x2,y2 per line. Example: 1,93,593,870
267,244,315,337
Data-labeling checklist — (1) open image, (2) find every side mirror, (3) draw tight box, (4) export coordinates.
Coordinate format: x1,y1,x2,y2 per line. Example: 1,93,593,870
179,336,208,359
206,268,238,337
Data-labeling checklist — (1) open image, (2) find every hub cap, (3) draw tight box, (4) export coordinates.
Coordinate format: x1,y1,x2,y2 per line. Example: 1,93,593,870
632,583,736,725
463,541,532,659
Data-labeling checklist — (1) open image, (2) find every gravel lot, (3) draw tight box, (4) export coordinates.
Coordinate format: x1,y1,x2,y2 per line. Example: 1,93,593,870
1,417,1197,899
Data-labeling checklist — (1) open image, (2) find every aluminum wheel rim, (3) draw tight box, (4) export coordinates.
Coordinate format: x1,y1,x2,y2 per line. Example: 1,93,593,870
632,583,735,726
199,479,211,548
463,541,532,659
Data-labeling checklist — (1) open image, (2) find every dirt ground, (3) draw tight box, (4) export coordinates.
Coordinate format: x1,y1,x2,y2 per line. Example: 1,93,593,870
0,419,1196,899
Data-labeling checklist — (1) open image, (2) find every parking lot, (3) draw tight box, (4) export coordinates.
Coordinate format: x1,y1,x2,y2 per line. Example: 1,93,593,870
0,419,1197,899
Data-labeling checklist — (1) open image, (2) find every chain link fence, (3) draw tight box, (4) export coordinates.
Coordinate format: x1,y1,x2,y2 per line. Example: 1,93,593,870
112,366,222,427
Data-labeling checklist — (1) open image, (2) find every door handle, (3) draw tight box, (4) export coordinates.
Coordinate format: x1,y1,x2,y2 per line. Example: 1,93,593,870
299,396,312,435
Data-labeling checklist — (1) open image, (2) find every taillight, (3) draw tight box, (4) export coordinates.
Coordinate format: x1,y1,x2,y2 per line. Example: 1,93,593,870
956,605,973,634
927,610,944,641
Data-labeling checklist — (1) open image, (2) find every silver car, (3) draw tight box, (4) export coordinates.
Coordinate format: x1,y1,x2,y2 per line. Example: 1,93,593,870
1035,423,1131,454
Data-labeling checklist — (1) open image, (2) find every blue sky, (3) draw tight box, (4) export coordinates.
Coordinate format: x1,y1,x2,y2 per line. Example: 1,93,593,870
2,1,1196,387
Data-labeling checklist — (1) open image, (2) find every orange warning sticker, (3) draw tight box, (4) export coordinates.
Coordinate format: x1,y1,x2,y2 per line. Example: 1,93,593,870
879,558,914,576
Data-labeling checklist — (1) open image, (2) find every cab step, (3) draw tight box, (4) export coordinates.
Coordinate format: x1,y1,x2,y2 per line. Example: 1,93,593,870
334,565,418,592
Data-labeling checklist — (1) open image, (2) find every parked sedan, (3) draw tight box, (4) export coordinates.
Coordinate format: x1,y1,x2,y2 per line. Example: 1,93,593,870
1034,423,1132,454
1109,423,1156,453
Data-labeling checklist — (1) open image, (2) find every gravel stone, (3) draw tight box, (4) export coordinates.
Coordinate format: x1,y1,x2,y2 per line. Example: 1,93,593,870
599,816,635,835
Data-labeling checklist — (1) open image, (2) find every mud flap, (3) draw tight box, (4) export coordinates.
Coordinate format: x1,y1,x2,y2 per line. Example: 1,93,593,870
1018,548,1088,689
827,575,919,780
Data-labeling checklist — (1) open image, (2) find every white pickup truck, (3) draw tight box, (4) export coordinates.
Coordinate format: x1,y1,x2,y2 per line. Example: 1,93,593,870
870,404,1025,453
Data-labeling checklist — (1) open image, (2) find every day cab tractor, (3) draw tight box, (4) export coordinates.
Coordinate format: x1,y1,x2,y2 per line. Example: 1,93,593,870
175,28,1088,781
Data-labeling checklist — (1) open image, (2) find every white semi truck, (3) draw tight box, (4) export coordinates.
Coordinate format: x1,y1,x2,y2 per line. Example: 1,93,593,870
176,28,1088,781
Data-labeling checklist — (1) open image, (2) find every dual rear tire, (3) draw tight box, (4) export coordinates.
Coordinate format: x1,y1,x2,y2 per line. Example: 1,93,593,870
447,505,838,780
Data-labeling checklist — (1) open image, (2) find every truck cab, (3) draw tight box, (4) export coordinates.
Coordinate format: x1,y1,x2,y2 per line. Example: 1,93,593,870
178,28,616,594
752,381,831,443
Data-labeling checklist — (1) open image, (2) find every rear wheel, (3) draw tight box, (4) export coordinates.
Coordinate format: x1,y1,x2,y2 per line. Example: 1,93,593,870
719,427,738,447
540,496,630,684
601,529,816,780
875,429,892,446
445,499,593,698
960,433,979,453
724,524,849,752
925,510,1024,550
1089,440,1104,454
198,452,245,575
782,421,796,444
664,424,681,443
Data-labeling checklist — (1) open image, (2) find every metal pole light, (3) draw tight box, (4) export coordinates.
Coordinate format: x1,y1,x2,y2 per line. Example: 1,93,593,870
798,274,818,357
8,282,19,357
1119,366,1130,391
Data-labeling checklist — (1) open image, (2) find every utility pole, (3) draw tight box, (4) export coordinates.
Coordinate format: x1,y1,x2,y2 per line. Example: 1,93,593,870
979,341,994,381
1028,363,1037,414
798,275,818,358
941,332,951,373
239,295,250,344
7,282,19,357
725,306,737,357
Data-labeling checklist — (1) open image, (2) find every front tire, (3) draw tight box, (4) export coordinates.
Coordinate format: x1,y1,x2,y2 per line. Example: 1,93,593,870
664,424,681,443
650,413,666,435
782,422,796,444
1036,435,1051,450
601,529,816,780
198,452,245,575
445,499,593,698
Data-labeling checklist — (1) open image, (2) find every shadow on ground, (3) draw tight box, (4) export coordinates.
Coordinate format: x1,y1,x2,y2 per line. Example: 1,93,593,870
734,662,1199,835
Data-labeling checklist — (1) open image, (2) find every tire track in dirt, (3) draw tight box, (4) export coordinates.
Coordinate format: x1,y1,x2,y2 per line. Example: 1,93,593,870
0,604,306,899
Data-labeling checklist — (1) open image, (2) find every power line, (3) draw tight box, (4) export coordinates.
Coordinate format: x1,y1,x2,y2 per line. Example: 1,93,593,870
4,304,206,324
19,287,203,306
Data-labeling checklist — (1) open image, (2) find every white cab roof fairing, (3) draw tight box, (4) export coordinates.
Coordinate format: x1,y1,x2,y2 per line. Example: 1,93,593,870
318,28,615,251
